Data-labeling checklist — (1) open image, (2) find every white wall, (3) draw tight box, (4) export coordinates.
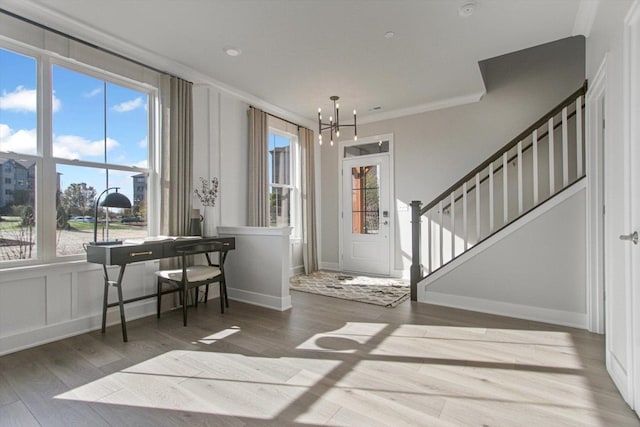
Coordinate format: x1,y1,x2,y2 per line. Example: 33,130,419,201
193,85,249,230
422,185,587,328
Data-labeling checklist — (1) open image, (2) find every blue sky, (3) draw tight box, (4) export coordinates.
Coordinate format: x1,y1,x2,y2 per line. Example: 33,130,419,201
0,47,148,203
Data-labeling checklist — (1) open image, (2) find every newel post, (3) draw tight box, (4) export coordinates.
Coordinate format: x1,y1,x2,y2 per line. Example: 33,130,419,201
410,200,423,301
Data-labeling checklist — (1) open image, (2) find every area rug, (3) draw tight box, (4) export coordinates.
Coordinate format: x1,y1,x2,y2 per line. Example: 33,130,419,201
289,270,409,307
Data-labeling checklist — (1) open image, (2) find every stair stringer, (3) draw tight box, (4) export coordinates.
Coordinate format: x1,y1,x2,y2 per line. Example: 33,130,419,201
418,179,587,328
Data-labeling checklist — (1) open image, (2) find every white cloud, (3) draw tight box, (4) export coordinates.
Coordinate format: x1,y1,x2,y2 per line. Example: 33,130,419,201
138,138,148,148
0,86,60,113
84,87,102,98
112,97,144,113
133,159,148,168
53,135,119,159
0,123,37,154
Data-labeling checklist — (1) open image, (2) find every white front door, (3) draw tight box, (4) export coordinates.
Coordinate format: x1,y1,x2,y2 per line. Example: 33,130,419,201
341,155,390,275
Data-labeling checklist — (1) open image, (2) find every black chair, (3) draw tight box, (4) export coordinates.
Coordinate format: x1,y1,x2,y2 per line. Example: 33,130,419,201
155,239,229,326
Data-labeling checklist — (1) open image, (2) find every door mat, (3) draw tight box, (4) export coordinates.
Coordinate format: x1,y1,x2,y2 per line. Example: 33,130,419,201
289,270,409,307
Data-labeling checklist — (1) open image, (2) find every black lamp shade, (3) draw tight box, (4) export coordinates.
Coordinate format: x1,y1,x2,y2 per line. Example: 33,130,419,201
100,192,132,208
92,187,132,244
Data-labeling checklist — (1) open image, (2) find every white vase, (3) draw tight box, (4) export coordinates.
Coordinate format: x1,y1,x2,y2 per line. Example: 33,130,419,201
204,206,217,237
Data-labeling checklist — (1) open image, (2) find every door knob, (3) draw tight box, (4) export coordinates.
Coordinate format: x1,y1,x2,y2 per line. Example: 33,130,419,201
619,231,638,245
383,220,389,225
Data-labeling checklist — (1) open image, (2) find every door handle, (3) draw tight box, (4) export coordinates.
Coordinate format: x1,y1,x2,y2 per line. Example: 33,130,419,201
383,220,389,225
619,231,638,245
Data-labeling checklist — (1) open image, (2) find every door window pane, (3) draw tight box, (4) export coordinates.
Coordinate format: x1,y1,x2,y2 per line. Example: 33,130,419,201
351,165,380,234
344,140,389,158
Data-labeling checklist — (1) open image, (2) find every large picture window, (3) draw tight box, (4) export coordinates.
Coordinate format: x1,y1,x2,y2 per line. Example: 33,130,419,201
0,45,154,264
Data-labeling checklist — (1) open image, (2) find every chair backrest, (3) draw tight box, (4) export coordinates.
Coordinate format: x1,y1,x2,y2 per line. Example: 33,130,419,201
175,240,224,257
175,239,227,271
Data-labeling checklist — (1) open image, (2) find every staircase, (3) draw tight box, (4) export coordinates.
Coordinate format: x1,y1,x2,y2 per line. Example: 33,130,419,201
409,81,587,301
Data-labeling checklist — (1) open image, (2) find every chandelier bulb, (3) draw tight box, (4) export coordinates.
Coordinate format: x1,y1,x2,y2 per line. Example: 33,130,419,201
318,107,321,113
353,109,356,115
330,139,334,146
336,130,340,137
354,135,358,141
336,103,339,109
330,116,333,122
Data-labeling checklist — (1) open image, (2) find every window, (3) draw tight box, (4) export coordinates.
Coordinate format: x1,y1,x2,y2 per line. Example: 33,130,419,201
267,118,300,234
0,44,155,264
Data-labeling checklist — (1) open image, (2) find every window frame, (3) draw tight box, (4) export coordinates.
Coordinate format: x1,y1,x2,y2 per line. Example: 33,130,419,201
0,39,158,267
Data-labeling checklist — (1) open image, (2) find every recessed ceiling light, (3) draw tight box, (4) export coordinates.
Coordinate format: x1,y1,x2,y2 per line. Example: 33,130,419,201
458,2,475,18
223,46,242,57
384,31,395,39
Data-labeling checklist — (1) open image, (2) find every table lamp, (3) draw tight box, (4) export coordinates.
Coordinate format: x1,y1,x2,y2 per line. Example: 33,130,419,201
92,187,132,245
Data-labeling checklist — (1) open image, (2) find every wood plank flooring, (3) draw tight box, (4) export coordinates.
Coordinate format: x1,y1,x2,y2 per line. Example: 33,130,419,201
0,291,638,426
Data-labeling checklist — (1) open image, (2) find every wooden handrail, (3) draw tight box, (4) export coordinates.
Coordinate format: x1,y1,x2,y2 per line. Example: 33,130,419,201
421,81,587,215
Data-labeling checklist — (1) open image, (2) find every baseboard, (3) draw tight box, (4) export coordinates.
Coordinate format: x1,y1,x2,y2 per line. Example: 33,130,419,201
227,287,292,311
0,299,157,357
320,261,339,271
423,291,588,329
290,265,305,277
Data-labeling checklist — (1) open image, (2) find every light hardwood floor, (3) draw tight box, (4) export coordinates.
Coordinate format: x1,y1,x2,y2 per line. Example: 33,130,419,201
0,291,638,427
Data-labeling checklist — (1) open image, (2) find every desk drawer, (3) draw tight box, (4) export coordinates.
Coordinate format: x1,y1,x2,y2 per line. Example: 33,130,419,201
217,237,235,251
115,243,165,264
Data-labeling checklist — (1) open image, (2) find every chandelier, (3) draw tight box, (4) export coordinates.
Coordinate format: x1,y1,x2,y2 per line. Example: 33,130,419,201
317,96,357,146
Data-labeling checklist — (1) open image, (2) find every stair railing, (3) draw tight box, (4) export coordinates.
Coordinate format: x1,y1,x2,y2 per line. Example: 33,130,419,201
410,81,588,300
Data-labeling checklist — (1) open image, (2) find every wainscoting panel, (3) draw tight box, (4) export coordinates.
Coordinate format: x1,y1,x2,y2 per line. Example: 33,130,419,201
46,272,72,325
0,276,46,336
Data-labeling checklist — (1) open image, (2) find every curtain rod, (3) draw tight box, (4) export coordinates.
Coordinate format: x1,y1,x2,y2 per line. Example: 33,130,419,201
251,106,305,130
0,7,185,80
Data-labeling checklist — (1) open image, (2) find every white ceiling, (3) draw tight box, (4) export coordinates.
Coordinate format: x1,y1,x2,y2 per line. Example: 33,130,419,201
1,0,585,125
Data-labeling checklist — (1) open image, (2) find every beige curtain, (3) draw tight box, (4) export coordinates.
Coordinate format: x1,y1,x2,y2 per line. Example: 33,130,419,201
159,75,193,268
248,107,269,226
300,127,318,273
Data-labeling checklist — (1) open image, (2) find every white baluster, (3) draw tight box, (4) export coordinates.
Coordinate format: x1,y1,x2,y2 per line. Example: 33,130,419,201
439,200,444,268
451,191,455,259
489,163,494,232
517,140,523,214
462,182,468,251
549,117,555,195
562,106,569,186
533,129,539,204
475,173,481,242
576,96,583,177
503,152,508,223
427,210,432,273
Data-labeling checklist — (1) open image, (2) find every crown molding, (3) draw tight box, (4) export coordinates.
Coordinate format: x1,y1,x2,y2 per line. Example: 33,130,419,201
572,0,600,37
357,91,485,125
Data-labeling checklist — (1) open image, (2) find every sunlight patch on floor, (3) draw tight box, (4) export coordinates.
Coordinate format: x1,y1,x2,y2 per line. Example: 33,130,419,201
55,349,340,419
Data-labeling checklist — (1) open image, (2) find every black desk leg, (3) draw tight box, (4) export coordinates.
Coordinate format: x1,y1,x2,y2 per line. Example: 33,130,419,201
100,264,128,342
